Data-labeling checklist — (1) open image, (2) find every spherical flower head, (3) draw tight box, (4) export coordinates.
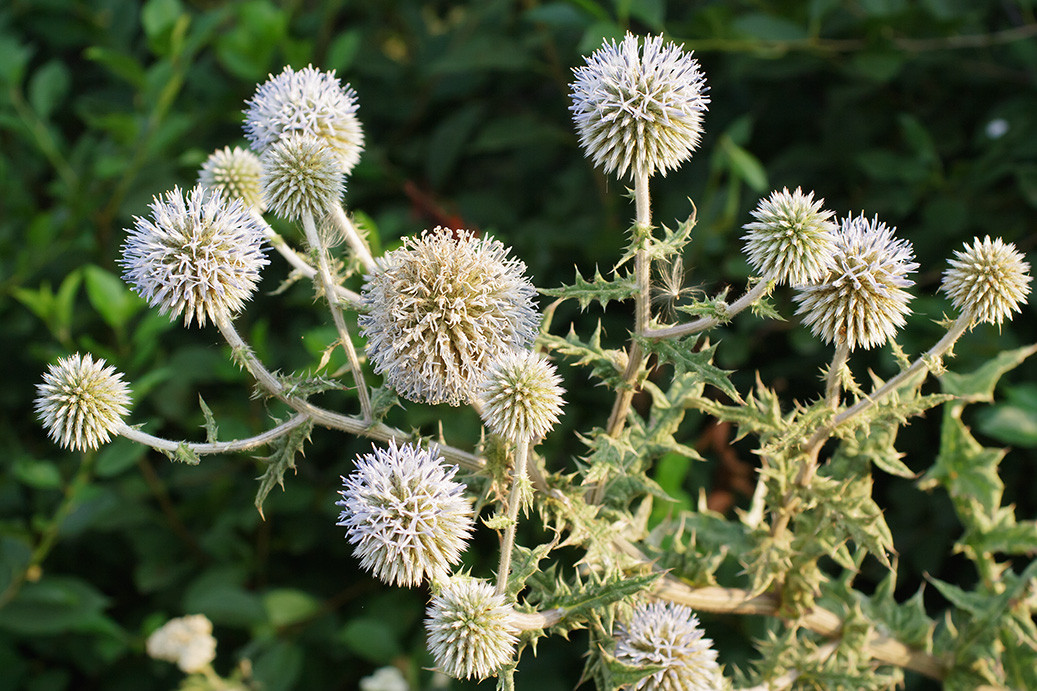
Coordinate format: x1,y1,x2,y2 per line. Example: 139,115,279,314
35,353,131,452
425,576,518,681
261,133,345,222
337,440,474,587
794,214,918,351
570,32,709,179
479,349,565,442
145,614,217,674
121,185,268,327
941,235,1031,327
614,602,720,691
742,187,837,286
244,64,364,175
359,228,540,406
198,146,265,212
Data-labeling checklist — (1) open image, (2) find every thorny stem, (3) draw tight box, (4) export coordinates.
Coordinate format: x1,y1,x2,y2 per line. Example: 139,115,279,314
496,437,530,596
330,204,376,273
644,275,774,340
302,210,372,421
115,415,310,455
825,342,850,410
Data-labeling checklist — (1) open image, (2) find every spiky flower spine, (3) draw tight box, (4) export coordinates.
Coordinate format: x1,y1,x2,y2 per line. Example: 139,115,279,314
614,602,721,691
121,185,268,327
145,614,217,674
794,214,918,351
359,228,540,406
570,32,709,179
244,64,364,174
425,576,518,680
941,235,1031,326
35,353,131,452
478,349,565,441
742,187,838,286
337,441,474,587
198,146,265,212
260,133,345,222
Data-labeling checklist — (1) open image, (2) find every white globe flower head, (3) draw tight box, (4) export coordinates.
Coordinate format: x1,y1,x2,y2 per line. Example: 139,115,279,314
742,187,838,286
615,602,720,691
941,235,1031,327
425,576,518,681
244,64,364,175
145,614,217,674
479,349,565,442
198,145,265,212
360,666,410,691
570,32,709,179
261,132,345,222
359,227,540,406
35,353,131,452
121,185,268,327
337,441,475,588
794,214,918,351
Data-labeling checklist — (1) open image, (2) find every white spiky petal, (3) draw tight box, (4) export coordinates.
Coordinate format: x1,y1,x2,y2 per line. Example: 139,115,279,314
337,441,474,587
261,133,344,221
145,614,217,674
794,214,918,351
479,349,565,441
198,146,265,212
244,64,364,174
742,187,837,286
615,602,720,691
570,32,709,179
425,576,518,681
35,353,131,452
121,185,268,327
359,228,540,406
941,235,1031,326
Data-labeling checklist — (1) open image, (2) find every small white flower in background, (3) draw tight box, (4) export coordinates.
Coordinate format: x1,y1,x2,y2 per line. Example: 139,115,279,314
614,601,720,691
742,187,838,286
146,614,217,674
359,227,540,406
794,214,918,351
479,349,565,442
941,235,1031,326
985,118,1009,139
198,146,266,212
260,133,345,222
244,64,364,175
360,666,410,691
570,32,709,179
337,441,474,587
425,576,518,681
36,353,131,452
120,185,268,327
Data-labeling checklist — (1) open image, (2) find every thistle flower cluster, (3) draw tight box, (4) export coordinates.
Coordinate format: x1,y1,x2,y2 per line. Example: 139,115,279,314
260,133,345,221
478,349,565,441
614,602,720,691
35,353,131,452
742,187,838,286
337,441,474,587
145,614,217,674
941,235,1031,326
425,576,519,680
570,32,709,179
359,228,540,406
795,214,918,350
198,146,265,212
121,185,268,327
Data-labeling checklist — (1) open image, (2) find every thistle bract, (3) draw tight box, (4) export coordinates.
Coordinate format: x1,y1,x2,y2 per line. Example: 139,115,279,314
614,602,720,691
941,235,1031,326
425,576,518,680
35,353,131,452
742,187,837,286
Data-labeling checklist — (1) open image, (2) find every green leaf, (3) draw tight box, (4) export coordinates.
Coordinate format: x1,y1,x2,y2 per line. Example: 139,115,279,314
338,616,401,663
28,60,70,120
975,384,1037,448
0,34,32,85
720,135,768,192
539,322,626,387
95,437,148,478
638,336,742,402
940,343,1037,403
263,588,320,628
425,103,484,187
0,576,112,635
920,410,1004,518
254,418,313,516
197,395,218,443
84,47,146,88
539,266,637,312
12,458,63,489
184,581,266,627
83,264,143,331
252,639,303,691
141,0,186,44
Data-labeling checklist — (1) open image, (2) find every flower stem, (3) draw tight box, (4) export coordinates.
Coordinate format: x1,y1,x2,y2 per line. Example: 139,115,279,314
115,414,310,455
330,204,376,273
644,275,774,340
496,437,530,596
825,342,850,410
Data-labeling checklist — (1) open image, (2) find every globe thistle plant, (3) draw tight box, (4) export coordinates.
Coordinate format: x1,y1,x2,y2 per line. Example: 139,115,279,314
121,185,268,327
742,187,838,286
35,353,131,452
425,576,518,681
570,32,709,179
260,133,345,222
941,235,1031,327
794,214,918,351
198,145,265,212
244,64,364,174
614,602,721,691
359,228,540,406
337,441,474,588
145,614,217,674
479,349,565,442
